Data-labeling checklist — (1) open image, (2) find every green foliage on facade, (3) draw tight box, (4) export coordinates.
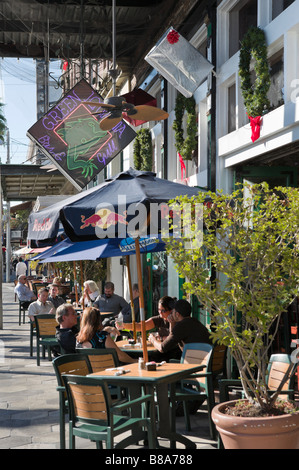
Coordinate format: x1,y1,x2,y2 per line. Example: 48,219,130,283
239,26,271,117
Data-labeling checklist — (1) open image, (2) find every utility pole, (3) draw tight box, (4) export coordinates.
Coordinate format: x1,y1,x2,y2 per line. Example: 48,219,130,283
6,129,10,283
0,161,3,330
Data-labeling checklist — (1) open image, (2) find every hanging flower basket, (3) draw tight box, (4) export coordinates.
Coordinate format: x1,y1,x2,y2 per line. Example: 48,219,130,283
239,26,271,142
172,93,197,162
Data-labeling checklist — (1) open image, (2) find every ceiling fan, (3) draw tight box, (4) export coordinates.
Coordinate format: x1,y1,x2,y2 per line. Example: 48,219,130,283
84,1,168,131
84,96,169,131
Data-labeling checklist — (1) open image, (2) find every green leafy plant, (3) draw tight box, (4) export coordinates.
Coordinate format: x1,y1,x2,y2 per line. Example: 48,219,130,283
42,260,106,286
165,182,299,413
133,128,153,171
172,93,197,161
239,26,271,117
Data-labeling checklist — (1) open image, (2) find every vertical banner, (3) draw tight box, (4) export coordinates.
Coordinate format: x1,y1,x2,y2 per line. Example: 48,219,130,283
27,79,136,190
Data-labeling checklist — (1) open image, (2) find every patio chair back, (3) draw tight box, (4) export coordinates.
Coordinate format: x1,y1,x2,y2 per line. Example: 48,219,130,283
34,314,57,337
67,376,110,423
210,343,227,378
34,314,59,366
181,343,213,387
76,348,119,372
267,353,295,399
64,374,156,449
52,354,92,449
53,354,92,388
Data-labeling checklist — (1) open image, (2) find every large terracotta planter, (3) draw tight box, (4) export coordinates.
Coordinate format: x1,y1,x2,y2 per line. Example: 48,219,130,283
212,400,299,449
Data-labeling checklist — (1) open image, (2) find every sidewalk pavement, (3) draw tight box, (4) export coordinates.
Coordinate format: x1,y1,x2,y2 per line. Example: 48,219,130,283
0,282,217,450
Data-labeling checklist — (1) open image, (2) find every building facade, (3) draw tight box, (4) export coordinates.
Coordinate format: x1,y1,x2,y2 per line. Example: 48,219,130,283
44,0,299,322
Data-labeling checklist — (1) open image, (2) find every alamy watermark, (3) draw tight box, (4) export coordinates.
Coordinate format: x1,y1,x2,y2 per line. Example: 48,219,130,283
80,195,204,249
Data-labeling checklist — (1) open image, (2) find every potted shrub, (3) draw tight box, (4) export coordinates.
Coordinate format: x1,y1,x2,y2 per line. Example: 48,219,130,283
165,182,299,448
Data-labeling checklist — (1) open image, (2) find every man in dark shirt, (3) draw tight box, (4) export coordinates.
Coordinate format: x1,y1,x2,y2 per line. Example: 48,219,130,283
55,304,79,354
148,299,212,354
93,281,129,317
121,283,140,323
48,284,65,309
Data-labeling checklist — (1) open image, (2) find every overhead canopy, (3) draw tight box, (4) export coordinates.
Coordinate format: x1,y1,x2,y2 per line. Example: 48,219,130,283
0,164,78,202
0,0,178,78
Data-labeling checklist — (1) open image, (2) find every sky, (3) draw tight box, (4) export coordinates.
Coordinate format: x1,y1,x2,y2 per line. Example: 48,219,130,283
0,58,37,166
0,58,62,207
0,57,62,165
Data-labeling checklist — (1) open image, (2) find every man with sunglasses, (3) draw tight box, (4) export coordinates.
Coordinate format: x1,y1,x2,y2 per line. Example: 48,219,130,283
148,299,212,354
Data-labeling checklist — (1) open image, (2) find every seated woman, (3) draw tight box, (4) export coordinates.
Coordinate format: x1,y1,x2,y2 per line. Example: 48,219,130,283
80,280,100,307
118,296,181,361
76,307,136,364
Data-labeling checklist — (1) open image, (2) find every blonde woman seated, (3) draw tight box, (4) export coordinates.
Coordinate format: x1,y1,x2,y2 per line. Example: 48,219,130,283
80,280,100,307
76,307,136,364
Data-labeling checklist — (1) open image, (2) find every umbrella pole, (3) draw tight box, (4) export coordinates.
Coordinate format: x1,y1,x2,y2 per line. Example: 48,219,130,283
73,261,78,304
80,260,84,298
134,238,148,363
126,255,136,342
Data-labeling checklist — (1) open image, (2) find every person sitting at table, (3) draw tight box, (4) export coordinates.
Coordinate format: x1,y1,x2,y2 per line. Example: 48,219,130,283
48,284,65,309
27,287,55,321
148,299,212,355
53,277,62,285
76,307,137,364
14,275,36,309
119,295,175,338
119,296,182,361
80,280,100,307
121,283,140,323
93,281,129,317
55,303,80,354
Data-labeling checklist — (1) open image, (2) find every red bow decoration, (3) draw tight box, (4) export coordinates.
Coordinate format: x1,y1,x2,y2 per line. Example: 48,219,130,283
63,61,69,71
248,115,262,143
167,30,180,45
178,153,186,180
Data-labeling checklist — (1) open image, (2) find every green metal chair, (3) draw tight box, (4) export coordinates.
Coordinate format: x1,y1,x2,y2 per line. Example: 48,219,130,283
29,320,36,357
217,353,297,449
18,300,29,325
34,314,60,366
75,348,120,371
64,374,157,449
52,354,92,449
170,342,218,439
219,353,296,403
75,348,125,400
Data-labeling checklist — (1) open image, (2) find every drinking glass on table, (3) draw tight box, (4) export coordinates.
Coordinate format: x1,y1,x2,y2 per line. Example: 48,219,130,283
116,312,123,330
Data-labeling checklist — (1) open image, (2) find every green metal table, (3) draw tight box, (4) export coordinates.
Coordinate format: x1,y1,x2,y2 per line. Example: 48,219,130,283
89,361,205,449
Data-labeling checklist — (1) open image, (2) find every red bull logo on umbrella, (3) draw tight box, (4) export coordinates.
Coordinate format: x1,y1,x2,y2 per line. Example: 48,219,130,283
80,208,128,230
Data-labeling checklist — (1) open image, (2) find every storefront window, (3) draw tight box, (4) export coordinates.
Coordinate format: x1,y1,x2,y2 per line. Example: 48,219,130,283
229,0,257,58
272,0,295,20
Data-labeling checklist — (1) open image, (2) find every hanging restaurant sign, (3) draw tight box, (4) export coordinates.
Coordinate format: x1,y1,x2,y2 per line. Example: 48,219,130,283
145,27,214,98
27,79,136,190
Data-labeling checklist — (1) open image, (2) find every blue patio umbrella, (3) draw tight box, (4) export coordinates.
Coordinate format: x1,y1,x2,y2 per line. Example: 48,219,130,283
41,236,165,262
41,235,166,341
30,238,74,261
27,168,203,361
